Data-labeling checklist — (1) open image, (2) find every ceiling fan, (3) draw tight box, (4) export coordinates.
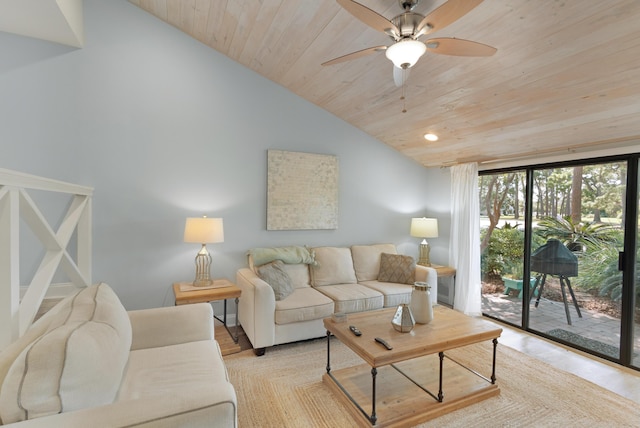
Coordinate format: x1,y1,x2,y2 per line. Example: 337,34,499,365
322,0,497,87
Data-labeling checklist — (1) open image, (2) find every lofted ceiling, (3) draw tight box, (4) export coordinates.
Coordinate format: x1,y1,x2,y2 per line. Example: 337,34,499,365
4,0,640,168
127,0,640,168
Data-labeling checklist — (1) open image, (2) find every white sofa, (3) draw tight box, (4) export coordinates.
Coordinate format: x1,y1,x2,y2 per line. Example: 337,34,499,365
236,244,437,355
0,283,237,427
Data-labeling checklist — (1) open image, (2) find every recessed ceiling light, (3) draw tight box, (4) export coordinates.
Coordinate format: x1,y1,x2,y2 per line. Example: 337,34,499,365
424,133,438,141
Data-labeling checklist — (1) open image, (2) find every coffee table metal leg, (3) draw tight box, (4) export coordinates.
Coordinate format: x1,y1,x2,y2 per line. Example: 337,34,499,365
370,367,377,425
438,351,444,402
325,334,375,423
326,330,331,373
491,338,498,384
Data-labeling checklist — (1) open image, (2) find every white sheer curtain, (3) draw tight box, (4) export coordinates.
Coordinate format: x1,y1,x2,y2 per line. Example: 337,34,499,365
449,163,482,316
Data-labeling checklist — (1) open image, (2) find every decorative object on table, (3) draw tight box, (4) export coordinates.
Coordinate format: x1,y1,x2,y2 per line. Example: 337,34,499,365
391,303,415,333
410,217,439,266
410,282,434,324
184,216,224,287
267,150,338,230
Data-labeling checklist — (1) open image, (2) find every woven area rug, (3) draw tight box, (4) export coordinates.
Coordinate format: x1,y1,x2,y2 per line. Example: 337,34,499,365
224,337,640,427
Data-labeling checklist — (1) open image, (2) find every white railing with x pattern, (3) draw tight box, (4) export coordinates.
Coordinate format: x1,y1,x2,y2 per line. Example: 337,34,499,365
0,168,93,349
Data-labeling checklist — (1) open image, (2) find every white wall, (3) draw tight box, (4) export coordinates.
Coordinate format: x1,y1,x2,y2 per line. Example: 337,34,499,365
0,0,451,310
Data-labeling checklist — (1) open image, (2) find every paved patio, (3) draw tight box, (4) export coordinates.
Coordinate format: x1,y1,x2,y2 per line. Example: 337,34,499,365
482,292,640,365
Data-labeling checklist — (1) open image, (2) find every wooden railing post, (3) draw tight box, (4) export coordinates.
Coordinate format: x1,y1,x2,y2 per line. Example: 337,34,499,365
0,169,93,349
0,187,20,347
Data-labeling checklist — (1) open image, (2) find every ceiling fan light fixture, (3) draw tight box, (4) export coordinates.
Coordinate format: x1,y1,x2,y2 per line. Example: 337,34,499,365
385,39,426,68
424,133,438,141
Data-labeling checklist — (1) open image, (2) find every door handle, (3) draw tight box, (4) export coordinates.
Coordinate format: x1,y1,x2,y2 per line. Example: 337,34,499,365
618,251,625,271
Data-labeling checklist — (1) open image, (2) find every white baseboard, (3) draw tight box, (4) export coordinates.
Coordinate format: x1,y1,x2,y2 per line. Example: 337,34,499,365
216,314,238,326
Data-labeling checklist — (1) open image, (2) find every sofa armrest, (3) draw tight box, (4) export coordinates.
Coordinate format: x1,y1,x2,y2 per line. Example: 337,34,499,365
415,265,438,297
2,382,237,428
415,265,434,283
128,303,214,350
236,268,276,349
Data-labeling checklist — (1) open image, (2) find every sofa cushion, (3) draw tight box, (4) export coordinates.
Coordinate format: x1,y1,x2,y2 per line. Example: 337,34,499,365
0,283,132,423
378,253,416,285
351,244,397,281
274,287,334,325
359,280,413,308
315,284,384,314
281,263,311,289
118,340,229,401
256,260,294,300
311,247,357,287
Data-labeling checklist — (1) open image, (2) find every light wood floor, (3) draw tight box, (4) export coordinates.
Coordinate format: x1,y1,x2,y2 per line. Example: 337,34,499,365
214,321,244,356
216,318,640,405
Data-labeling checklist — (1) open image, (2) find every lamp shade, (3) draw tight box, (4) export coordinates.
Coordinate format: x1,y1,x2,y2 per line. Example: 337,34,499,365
184,217,224,244
385,39,427,69
410,217,438,238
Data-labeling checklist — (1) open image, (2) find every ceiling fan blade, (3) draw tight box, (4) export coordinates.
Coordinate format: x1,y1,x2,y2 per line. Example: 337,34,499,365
322,45,387,66
425,38,496,56
416,0,484,35
393,66,410,87
337,0,399,35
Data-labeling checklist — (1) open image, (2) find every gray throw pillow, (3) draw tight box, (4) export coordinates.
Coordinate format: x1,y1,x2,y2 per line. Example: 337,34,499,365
256,260,294,300
377,253,416,285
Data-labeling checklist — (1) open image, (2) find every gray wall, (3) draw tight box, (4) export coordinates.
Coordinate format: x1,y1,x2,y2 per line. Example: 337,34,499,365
0,0,451,310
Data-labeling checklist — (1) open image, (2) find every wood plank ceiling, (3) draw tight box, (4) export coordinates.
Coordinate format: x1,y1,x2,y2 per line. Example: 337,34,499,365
129,0,640,168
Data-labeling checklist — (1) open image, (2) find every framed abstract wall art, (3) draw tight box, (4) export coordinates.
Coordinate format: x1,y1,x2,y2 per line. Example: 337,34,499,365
267,150,338,230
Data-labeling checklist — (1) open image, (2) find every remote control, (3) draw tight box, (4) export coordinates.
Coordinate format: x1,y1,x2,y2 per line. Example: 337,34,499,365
349,325,362,336
374,337,393,350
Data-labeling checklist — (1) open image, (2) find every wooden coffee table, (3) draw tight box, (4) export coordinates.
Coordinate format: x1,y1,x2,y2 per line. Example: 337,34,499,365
323,306,502,427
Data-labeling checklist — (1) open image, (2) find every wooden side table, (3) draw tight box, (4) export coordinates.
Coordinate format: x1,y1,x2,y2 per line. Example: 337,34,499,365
173,279,242,344
430,264,456,306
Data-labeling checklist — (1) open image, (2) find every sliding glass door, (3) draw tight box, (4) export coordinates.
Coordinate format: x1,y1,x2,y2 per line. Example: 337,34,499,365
480,157,639,369
528,163,624,360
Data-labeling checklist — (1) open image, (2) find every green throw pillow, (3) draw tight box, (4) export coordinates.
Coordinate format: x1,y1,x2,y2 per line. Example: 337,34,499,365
378,253,416,285
256,260,294,300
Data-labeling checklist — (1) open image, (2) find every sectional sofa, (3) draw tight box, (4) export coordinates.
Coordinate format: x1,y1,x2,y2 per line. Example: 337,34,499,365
236,244,438,355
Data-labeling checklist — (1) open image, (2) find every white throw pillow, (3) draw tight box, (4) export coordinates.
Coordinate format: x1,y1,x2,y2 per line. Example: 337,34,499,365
311,247,357,287
351,244,397,281
0,283,132,423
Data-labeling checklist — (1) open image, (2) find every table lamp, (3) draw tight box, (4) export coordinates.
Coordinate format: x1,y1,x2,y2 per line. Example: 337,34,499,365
410,217,438,266
184,216,224,287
